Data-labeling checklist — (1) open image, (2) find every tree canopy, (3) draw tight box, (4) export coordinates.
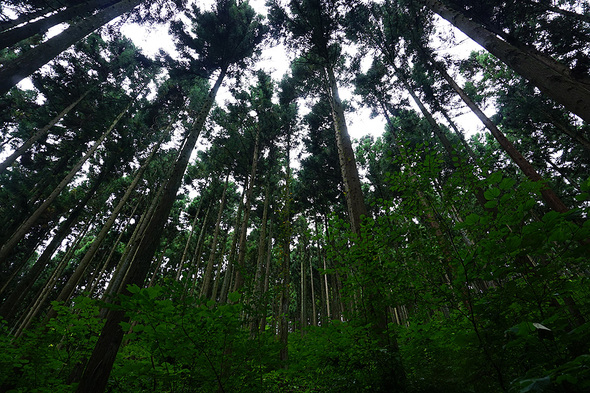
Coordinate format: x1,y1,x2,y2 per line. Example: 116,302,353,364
1,1,589,392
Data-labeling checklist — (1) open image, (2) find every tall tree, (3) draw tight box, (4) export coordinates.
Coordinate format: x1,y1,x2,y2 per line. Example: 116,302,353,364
75,2,266,391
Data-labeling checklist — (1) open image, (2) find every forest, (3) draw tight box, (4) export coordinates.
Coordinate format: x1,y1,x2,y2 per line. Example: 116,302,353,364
1,0,589,392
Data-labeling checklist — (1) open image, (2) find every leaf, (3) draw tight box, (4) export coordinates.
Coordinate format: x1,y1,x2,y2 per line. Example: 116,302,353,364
484,188,500,200
499,177,516,190
488,171,503,184
465,213,479,225
485,200,498,209
227,291,241,303
518,376,551,392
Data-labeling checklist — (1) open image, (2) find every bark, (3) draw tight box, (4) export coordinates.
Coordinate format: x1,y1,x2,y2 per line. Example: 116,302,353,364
0,100,132,266
201,174,229,298
0,0,141,95
13,220,93,337
424,0,590,123
0,90,90,173
0,0,117,50
251,181,270,320
0,168,102,323
176,198,202,280
429,56,570,213
259,221,273,332
309,243,317,327
75,67,227,393
326,66,367,235
187,203,211,296
87,205,136,296
45,136,162,320
233,124,261,291
220,188,245,303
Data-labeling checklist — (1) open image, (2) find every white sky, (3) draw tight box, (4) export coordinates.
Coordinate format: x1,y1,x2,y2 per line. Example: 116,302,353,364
119,0,492,143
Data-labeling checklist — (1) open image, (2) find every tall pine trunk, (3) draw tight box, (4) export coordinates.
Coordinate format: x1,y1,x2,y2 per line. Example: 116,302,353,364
0,100,132,266
75,67,227,393
429,56,570,213
0,90,89,173
424,0,590,123
0,0,142,95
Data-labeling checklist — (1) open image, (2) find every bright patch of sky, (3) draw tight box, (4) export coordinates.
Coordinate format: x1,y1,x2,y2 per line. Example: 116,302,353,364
119,0,493,144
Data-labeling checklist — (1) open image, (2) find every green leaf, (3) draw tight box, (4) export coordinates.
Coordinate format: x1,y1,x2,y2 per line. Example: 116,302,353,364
484,188,500,200
485,200,498,209
488,171,503,184
465,213,479,225
499,177,516,190
227,291,241,303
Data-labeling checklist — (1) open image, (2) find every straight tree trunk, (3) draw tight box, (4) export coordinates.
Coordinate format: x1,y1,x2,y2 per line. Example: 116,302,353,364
0,167,103,323
45,135,163,320
75,66,227,393
429,56,570,213
201,174,229,298
0,0,117,50
326,66,367,235
0,90,90,173
424,0,590,123
220,188,245,303
13,220,93,337
0,0,142,95
0,100,132,266
233,124,261,291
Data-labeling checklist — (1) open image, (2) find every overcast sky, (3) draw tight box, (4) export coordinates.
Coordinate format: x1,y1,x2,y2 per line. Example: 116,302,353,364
120,0,492,142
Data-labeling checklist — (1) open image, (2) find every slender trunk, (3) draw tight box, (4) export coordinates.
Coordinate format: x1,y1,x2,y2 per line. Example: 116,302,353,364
88,205,137,296
430,57,569,213
0,100,132,266
176,200,202,280
210,233,228,302
0,90,90,173
201,174,229,298
220,188,245,303
278,134,291,368
45,136,162,320
326,66,367,235
259,221,273,332
233,125,261,291
0,0,116,50
424,0,590,123
0,169,102,323
13,220,93,337
187,203,211,296
0,0,142,95
309,245,317,327
251,181,270,322
76,66,227,393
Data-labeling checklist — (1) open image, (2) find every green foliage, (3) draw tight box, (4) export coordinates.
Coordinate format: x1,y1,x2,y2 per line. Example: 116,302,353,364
110,284,280,392
0,296,103,392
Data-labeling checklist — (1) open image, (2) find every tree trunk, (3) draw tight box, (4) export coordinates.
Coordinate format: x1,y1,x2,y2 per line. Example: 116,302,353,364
201,173,229,298
0,100,132,266
424,0,590,123
0,0,117,50
0,90,89,173
326,66,367,235
45,135,162,321
0,167,103,324
75,66,227,393
220,187,245,303
233,124,261,291
429,56,570,213
13,220,93,337
0,0,141,95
